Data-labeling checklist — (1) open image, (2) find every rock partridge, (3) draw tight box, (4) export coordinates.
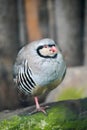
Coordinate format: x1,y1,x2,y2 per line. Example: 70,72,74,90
13,38,66,114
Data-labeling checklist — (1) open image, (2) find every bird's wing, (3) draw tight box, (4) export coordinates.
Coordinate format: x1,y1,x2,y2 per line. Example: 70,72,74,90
14,60,36,94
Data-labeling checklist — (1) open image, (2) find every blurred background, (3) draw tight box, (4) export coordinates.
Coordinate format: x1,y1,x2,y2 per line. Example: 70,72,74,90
0,0,87,111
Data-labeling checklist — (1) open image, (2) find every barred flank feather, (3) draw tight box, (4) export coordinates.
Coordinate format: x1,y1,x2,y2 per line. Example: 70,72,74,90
18,60,36,94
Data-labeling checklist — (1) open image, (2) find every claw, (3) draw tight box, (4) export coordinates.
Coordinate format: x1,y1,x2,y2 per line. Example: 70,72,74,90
36,106,49,115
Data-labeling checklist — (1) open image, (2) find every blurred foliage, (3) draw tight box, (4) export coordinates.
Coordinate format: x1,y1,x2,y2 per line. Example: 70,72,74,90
57,87,85,101
0,104,87,130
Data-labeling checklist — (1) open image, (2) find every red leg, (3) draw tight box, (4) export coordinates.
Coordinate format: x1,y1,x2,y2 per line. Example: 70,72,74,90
34,96,40,109
34,96,47,114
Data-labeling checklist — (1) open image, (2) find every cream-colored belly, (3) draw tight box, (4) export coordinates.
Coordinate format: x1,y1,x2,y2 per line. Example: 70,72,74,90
31,78,62,96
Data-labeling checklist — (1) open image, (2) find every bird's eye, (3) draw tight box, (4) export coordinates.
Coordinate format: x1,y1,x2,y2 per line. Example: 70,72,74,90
44,45,48,48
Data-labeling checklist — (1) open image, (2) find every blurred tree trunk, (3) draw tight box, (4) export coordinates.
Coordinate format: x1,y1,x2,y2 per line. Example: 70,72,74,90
24,0,42,42
17,0,28,47
39,0,49,38
84,0,87,65
47,0,57,40
55,0,84,66
0,0,19,110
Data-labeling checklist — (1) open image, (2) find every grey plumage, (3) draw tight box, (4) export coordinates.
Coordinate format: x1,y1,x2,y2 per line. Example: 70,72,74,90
13,38,66,98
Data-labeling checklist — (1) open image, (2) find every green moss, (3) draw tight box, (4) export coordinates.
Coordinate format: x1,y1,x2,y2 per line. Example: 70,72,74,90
0,104,87,130
57,87,84,101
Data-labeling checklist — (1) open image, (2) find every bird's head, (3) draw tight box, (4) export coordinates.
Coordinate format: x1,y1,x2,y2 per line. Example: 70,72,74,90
36,38,59,58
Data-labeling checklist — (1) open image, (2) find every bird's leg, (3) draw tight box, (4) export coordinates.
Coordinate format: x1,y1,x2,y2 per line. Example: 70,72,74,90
34,96,47,114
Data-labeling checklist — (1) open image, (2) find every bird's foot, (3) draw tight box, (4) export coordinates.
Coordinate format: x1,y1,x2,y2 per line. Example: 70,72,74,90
36,105,49,115
29,105,49,115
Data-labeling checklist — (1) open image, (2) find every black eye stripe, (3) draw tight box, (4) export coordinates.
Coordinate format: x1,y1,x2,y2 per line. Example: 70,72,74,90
48,44,55,47
37,44,55,50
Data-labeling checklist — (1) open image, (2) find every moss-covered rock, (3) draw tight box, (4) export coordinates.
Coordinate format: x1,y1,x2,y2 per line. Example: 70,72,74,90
0,99,87,130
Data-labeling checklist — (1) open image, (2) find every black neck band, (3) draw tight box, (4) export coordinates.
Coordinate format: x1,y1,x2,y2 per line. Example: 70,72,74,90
37,47,57,59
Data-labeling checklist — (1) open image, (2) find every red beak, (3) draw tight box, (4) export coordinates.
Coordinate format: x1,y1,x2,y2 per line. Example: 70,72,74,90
50,46,58,53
